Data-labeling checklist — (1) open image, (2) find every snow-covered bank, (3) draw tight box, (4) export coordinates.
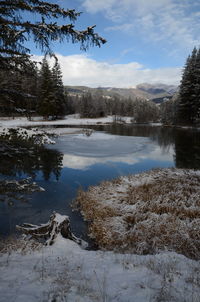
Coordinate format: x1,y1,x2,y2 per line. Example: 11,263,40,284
76,168,200,259
0,115,133,128
0,235,199,302
0,127,56,145
1,168,200,301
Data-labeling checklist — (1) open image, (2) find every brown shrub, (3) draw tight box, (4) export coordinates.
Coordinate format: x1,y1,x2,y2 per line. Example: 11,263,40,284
74,168,200,259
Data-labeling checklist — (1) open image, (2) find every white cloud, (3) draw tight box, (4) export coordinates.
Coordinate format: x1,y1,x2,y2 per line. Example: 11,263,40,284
33,53,181,88
82,0,200,54
105,23,134,33
62,147,174,170
82,0,116,14
62,153,140,170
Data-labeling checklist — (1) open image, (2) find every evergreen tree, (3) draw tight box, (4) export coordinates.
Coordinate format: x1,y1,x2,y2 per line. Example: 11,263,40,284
0,60,38,117
0,1,106,116
193,48,200,122
23,63,39,120
51,59,66,119
0,0,106,72
37,57,55,119
160,97,178,125
177,47,200,125
79,93,92,118
38,57,68,119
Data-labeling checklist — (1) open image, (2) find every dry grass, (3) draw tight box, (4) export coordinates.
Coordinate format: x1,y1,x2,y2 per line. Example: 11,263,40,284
75,168,200,259
0,235,42,254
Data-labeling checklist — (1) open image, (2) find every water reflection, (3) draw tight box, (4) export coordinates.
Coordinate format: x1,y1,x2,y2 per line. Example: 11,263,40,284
49,125,175,171
60,142,174,170
174,129,200,169
51,132,166,169
1,124,200,239
0,139,63,180
93,124,175,150
90,124,200,170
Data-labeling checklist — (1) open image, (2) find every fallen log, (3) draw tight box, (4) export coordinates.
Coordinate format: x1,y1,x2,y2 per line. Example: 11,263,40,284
16,212,86,247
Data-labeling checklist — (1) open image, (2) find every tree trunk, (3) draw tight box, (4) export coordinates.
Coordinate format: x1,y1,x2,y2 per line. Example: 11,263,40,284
16,212,85,246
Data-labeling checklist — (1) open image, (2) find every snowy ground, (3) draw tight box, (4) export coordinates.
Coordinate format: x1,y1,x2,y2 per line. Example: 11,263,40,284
0,115,133,128
0,115,133,146
0,235,199,302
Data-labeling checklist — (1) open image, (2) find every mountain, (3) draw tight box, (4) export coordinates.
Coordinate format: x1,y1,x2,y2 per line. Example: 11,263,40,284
136,83,178,95
65,83,178,104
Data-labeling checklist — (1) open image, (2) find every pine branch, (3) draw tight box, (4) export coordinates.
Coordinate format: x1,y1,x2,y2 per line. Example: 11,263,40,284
0,1,81,20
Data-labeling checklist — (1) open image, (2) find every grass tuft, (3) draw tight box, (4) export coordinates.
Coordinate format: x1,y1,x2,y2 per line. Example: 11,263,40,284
75,168,200,259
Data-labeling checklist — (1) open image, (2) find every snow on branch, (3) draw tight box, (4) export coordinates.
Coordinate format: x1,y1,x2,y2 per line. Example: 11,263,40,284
0,127,56,145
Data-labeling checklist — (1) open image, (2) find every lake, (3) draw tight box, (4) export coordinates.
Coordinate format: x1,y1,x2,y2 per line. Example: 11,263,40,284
0,124,200,242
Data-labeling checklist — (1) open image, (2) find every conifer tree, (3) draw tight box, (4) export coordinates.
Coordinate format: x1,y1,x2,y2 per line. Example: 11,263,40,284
177,47,200,125
38,57,67,119
79,93,92,118
51,59,66,119
0,0,106,71
193,48,200,122
0,60,38,117
0,0,106,116
37,57,55,119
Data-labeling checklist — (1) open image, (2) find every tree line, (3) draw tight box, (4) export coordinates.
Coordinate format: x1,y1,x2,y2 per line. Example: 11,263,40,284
0,54,160,123
69,93,160,123
0,56,67,120
0,0,106,119
161,46,200,126
1,44,200,124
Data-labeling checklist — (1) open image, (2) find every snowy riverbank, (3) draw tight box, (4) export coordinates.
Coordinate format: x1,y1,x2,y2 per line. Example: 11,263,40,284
0,234,199,302
0,118,199,301
0,168,199,301
76,168,200,260
0,115,133,128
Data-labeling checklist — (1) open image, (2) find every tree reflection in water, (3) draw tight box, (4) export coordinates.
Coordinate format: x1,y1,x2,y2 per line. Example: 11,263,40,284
92,124,200,169
1,124,200,238
174,129,200,169
0,139,63,180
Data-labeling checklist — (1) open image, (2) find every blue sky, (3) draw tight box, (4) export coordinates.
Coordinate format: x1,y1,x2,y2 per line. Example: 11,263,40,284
32,0,200,87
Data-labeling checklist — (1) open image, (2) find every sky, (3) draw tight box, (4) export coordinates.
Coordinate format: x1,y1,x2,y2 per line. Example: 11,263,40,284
32,0,200,88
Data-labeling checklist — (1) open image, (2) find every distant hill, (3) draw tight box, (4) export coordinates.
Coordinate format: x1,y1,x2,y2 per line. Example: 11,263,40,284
65,83,178,104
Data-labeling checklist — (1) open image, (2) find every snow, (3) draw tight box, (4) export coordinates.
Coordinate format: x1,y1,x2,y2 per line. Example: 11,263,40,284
76,168,200,259
1,178,45,193
0,127,56,145
0,115,133,127
0,235,199,302
54,212,69,224
47,127,88,136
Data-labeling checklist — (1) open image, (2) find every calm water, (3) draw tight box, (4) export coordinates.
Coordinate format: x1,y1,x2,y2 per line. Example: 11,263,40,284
0,124,200,241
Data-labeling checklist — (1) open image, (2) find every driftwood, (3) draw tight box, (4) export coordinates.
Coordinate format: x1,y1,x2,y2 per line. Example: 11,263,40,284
16,212,84,246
